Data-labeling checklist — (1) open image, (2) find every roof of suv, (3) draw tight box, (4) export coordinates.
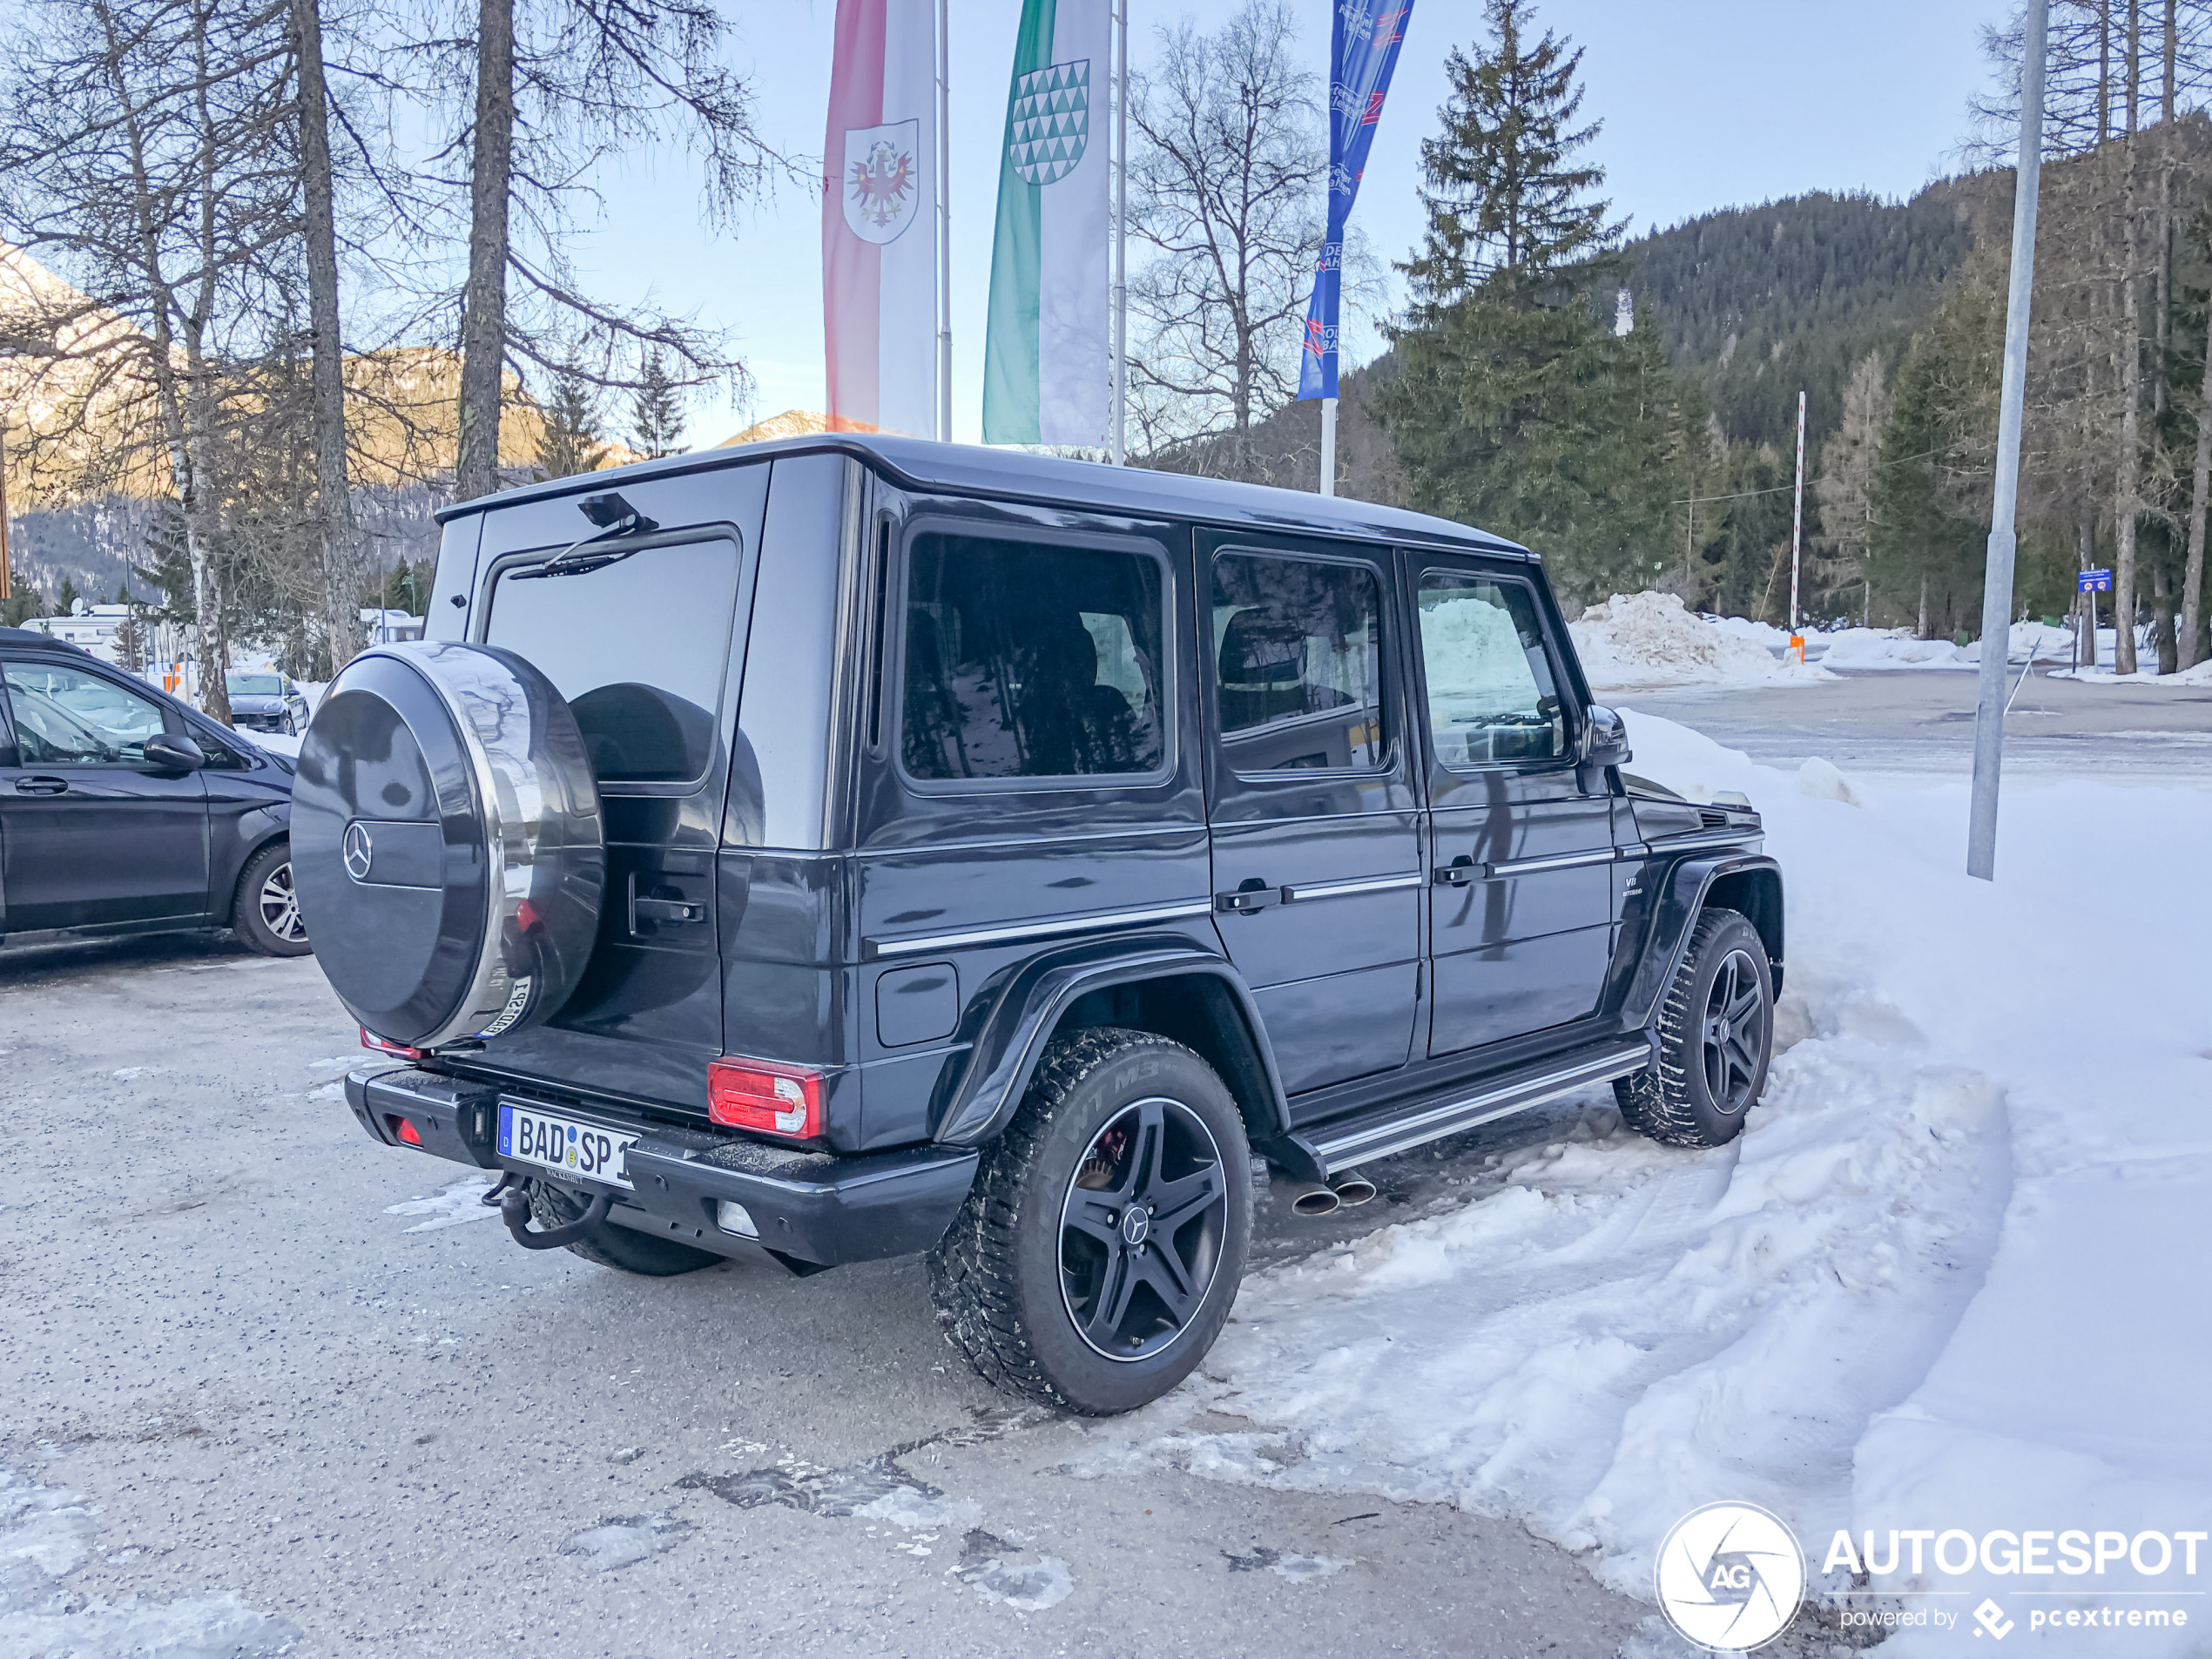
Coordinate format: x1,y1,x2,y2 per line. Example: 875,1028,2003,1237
440,432,1533,558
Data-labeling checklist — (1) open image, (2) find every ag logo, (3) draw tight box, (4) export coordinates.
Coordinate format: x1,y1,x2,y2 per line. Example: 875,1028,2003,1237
341,820,374,882
1655,1501,1805,1652
841,119,921,245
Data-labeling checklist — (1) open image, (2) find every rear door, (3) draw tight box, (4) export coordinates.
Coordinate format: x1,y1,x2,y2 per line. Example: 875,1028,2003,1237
456,464,770,1114
1200,536,1421,1103
1412,559,1616,1055
0,656,211,933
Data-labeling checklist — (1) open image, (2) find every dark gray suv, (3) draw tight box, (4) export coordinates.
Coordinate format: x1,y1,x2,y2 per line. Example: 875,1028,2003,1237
295,437,1783,1413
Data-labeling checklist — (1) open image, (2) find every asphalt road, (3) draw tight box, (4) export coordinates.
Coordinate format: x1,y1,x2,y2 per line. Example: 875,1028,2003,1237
1622,664,2212,775
2,933,1740,1659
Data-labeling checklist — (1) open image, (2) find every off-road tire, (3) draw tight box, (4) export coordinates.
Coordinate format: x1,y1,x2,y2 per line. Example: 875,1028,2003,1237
1616,907,1774,1148
232,842,313,957
528,1181,721,1277
927,1028,1252,1415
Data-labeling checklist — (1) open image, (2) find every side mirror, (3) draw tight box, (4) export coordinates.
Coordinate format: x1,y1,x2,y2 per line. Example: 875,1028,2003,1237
142,732,206,773
1581,705,1629,771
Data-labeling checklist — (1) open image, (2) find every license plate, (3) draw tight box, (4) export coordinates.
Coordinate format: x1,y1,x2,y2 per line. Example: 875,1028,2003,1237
497,1103,637,1190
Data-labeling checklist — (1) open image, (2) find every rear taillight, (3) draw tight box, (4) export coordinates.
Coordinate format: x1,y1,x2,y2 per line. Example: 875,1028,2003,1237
391,1116,423,1146
708,1056,823,1139
361,1028,426,1060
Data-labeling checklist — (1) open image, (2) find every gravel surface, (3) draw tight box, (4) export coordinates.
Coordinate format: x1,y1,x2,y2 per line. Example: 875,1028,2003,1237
0,932,1722,1657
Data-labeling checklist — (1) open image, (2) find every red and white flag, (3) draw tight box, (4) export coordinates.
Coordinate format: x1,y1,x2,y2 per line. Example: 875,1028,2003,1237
822,0,937,436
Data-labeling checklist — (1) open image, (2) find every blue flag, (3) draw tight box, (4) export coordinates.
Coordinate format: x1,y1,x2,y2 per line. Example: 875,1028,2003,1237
1298,1,1413,401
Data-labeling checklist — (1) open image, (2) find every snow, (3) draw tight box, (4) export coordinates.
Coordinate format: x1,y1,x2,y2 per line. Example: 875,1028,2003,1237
1072,712,2211,1655
1568,592,1835,689
384,1175,499,1233
1,1467,299,1656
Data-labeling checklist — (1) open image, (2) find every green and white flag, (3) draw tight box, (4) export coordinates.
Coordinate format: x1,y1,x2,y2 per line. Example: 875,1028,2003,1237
981,0,1110,446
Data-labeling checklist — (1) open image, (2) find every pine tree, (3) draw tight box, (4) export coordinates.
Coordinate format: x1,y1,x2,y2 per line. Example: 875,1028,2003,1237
629,349,688,459
535,370,609,480
1379,0,1685,603
1812,351,1892,620
57,576,79,615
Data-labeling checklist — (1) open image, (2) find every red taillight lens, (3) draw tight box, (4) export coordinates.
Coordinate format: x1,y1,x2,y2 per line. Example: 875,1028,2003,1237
392,1116,423,1146
361,1028,426,1060
708,1057,824,1139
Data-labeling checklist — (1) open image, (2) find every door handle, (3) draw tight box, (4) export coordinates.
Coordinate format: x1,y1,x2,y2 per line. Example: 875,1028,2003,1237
632,898,705,925
1214,880,1283,914
1433,858,1483,887
13,776,67,796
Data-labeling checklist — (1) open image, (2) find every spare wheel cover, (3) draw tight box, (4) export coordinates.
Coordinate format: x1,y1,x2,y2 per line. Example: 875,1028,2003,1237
292,641,604,1049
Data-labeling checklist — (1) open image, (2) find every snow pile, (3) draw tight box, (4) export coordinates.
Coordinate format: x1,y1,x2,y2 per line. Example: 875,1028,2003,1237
1568,591,1832,688
1072,715,2211,1655
1815,620,2077,671
1703,613,1793,651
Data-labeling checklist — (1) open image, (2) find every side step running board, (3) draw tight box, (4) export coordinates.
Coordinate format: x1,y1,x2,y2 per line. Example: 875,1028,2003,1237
1289,1038,1654,1179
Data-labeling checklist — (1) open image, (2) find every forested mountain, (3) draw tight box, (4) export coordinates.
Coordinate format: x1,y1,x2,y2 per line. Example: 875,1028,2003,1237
1625,182,1993,453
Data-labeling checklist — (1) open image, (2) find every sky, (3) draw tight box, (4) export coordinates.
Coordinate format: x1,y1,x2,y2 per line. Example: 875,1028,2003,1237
561,0,2006,448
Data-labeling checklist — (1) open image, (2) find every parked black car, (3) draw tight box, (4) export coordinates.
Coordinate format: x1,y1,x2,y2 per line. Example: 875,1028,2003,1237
225,671,309,737
301,437,1782,1413
0,628,307,955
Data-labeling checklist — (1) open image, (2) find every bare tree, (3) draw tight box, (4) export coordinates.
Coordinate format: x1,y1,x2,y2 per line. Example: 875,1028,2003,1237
425,0,780,501
1126,0,1349,480
0,0,298,720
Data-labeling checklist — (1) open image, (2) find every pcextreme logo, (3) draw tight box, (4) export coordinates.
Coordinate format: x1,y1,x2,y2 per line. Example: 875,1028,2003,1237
1656,1501,1807,1652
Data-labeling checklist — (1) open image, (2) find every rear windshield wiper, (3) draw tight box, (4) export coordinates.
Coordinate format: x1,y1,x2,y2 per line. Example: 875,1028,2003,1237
509,492,661,581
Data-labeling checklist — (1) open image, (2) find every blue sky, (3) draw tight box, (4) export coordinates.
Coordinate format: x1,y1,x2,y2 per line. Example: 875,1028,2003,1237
562,1,2003,448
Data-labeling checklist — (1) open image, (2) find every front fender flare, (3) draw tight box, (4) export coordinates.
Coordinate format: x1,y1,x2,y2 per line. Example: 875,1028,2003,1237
1622,853,1784,1028
930,934,1291,1148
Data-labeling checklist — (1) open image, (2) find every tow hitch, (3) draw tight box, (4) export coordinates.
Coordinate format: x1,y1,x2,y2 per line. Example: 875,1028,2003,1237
489,1172,612,1251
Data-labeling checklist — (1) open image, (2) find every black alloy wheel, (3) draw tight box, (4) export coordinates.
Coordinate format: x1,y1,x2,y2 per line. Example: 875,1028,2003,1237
1059,1098,1231,1362
928,1027,1252,1414
1615,907,1774,1149
1700,948,1768,1119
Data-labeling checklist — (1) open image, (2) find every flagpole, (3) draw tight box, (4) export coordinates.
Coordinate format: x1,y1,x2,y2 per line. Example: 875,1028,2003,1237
1110,0,1129,465
1319,398,1336,497
936,0,952,443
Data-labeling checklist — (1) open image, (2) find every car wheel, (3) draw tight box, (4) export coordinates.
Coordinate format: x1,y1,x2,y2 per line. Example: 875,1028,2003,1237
927,1027,1251,1415
522,1181,723,1276
1615,907,1774,1148
233,842,313,957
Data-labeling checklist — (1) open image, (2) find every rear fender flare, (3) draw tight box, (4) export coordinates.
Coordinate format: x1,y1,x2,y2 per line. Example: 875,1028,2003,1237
930,934,1291,1149
1622,854,1784,1028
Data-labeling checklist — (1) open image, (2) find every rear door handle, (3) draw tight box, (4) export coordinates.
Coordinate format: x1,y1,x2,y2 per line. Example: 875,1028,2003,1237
1433,860,1482,887
13,776,67,796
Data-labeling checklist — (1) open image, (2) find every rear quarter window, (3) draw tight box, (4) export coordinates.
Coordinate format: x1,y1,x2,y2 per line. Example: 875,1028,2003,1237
484,536,740,785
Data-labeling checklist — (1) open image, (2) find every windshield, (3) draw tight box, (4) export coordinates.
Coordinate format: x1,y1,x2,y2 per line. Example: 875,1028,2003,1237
227,674,283,695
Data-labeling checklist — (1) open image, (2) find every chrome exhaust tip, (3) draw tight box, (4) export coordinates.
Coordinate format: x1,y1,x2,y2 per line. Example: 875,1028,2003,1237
1289,1184,1342,1218
1328,1174,1378,1208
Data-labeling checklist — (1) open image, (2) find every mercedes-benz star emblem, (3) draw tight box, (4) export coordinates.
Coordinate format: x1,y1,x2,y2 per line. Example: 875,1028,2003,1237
342,821,374,882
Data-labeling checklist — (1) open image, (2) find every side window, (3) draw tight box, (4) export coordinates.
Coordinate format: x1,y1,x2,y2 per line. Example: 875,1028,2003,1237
901,532,1167,782
1416,573,1566,766
1211,552,1386,773
0,661,168,766
485,538,739,784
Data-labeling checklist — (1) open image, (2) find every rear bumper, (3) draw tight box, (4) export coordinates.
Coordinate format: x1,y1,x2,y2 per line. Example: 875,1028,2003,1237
347,1066,976,1267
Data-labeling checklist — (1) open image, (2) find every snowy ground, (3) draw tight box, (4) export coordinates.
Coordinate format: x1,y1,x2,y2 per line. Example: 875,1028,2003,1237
1572,590,2207,692
1074,716,2212,1656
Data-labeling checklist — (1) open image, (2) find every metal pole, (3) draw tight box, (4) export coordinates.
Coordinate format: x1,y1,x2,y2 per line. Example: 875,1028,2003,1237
0,425,12,603
1319,398,1338,497
1110,0,1128,465
1789,388,1805,635
1968,0,2047,881
936,0,952,444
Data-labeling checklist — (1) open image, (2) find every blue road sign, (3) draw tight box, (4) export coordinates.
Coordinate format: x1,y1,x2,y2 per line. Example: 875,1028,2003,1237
2079,569,2113,592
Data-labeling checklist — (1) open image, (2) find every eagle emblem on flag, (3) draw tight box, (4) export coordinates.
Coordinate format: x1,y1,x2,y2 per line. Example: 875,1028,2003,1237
841,119,921,245
1007,59,1089,186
